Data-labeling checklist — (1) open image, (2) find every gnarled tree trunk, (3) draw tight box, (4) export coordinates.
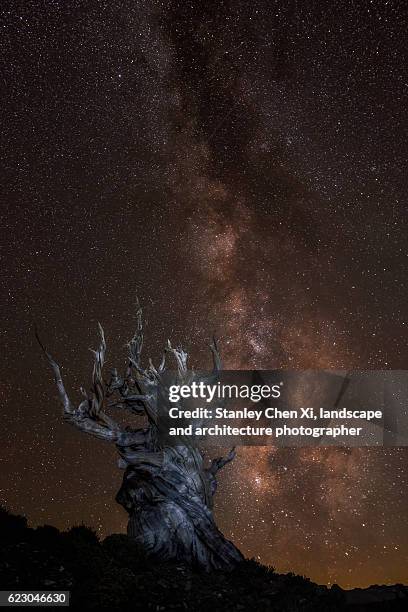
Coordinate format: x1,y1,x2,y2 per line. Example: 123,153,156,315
37,305,243,571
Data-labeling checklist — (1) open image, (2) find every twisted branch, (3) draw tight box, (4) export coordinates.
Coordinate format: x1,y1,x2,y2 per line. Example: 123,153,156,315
37,304,236,475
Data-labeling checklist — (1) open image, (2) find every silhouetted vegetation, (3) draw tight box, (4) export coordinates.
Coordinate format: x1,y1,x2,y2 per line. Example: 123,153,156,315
0,507,406,610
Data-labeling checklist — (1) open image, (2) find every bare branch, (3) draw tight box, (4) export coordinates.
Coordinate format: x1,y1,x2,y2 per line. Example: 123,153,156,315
208,446,236,475
166,340,188,378
158,352,166,373
210,335,222,372
88,322,106,418
35,328,74,415
37,325,122,442
127,300,144,371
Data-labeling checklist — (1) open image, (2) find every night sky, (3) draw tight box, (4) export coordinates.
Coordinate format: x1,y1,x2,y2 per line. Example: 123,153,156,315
2,0,408,589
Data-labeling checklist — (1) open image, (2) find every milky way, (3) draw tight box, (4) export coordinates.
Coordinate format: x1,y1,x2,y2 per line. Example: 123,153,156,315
1,1,408,588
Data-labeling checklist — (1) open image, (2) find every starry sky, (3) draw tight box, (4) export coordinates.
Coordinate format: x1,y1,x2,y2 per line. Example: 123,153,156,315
1,0,408,589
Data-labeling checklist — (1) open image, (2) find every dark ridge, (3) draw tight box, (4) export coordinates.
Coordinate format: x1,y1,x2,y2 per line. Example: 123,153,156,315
0,507,406,610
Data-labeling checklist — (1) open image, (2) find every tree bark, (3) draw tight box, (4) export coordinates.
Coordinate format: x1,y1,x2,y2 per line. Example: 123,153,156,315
37,306,243,571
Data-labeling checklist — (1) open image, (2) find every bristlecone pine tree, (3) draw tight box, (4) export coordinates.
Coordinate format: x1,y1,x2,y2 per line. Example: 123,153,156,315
38,304,243,571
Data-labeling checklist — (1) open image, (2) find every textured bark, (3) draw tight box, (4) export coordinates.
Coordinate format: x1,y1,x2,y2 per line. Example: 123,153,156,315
37,305,243,571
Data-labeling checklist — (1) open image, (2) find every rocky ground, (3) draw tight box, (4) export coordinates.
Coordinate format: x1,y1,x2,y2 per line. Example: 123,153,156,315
0,507,406,610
